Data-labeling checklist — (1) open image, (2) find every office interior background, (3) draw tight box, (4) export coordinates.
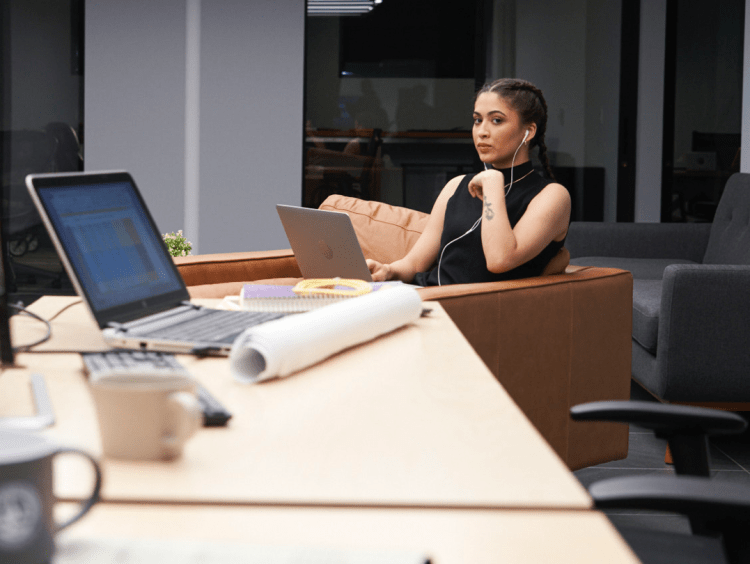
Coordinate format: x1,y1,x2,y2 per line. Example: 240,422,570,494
1,0,748,297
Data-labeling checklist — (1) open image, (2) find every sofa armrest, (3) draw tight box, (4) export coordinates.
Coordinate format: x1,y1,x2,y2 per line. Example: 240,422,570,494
174,249,302,287
420,266,633,470
655,264,750,401
566,222,712,261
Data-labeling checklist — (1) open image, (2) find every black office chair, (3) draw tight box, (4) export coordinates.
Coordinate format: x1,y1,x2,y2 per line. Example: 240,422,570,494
0,130,72,293
571,401,749,564
44,122,83,172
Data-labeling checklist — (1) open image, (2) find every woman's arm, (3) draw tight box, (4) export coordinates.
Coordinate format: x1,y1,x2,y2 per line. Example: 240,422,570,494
367,175,464,282
468,170,571,274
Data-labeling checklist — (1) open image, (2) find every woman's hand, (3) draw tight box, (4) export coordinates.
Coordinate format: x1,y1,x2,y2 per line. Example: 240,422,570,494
366,259,392,282
467,169,505,200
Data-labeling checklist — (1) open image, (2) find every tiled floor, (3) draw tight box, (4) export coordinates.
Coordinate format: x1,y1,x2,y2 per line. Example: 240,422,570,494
573,382,750,559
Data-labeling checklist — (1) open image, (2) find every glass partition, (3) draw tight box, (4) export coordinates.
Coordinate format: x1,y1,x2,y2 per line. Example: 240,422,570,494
1,0,81,299
304,0,627,221
304,0,483,213
664,0,744,222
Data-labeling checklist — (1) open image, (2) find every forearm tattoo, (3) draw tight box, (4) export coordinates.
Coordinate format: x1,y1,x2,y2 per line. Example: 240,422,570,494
483,196,495,220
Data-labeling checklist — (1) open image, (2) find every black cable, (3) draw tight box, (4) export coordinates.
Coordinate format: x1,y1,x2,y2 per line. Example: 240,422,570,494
47,298,83,321
22,349,206,357
10,299,223,358
10,302,52,352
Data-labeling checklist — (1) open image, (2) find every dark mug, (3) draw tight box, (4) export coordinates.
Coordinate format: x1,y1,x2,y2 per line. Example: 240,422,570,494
0,430,102,564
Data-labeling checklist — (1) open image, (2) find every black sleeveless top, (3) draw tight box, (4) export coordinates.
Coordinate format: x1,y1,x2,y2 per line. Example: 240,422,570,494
414,161,565,286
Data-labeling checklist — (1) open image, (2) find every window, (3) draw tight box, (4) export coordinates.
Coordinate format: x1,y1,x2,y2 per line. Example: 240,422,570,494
304,0,629,222
304,0,485,212
662,0,744,222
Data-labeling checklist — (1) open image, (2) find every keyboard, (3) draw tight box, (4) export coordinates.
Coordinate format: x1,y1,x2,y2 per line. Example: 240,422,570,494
129,309,285,344
81,350,232,426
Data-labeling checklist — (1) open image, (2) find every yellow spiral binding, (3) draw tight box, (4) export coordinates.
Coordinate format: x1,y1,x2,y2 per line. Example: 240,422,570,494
293,278,372,297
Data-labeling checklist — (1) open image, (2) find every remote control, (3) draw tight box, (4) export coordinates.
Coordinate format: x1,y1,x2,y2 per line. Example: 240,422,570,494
195,385,233,427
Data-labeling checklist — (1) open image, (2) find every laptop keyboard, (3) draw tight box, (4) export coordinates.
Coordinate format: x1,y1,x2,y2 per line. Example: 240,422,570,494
130,309,285,343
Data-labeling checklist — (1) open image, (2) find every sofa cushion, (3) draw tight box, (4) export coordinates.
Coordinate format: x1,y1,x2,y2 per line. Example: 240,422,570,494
319,195,429,265
321,194,569,275
704,173,750,265
631,279,662,354
569,256,696,280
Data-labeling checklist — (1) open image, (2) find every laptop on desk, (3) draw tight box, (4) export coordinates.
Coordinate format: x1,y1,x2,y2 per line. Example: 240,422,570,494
276,204,374,281
276,204,422,287
25,171,284,355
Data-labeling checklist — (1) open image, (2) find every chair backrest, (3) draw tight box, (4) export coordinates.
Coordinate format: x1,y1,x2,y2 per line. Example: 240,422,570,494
319,194,428,265
319,194,570,276
44,122,83,172
704,173,750,265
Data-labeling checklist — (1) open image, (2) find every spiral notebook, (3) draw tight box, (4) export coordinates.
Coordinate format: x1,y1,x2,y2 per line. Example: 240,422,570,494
236,282,404,313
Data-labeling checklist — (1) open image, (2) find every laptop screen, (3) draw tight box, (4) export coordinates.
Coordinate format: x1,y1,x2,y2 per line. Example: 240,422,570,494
28,172,188,325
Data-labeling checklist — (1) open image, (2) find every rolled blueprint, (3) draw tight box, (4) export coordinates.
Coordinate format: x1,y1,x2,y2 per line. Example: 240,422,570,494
229,285,423,384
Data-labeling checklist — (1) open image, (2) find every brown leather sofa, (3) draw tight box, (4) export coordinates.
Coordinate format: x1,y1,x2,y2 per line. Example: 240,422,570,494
174,195,633,471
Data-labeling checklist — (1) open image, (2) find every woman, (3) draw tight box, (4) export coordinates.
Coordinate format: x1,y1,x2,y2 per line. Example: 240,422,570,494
367,78,571,286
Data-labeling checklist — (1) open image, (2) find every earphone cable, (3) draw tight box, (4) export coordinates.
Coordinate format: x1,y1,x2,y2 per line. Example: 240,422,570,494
438,135,529,286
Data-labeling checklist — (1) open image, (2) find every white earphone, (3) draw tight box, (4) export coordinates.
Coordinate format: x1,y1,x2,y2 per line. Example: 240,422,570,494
483,130,530,170
448,129,532,284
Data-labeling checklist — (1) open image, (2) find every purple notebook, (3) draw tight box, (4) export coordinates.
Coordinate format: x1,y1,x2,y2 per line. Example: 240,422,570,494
239,282,402,313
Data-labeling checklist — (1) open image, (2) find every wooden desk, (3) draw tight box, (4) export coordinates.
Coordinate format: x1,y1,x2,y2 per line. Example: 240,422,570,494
2,297,640,563
56,504,640,564
4,297,591,510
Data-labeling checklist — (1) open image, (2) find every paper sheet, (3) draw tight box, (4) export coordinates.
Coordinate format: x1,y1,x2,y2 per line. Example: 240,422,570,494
229,285,423,384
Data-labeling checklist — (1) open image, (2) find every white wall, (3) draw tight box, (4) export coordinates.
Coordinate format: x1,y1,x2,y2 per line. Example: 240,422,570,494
85,0,187,244
515,0,621,221
85,0,305,254
582,0,622,223
634,0,666,222
515,0,587,169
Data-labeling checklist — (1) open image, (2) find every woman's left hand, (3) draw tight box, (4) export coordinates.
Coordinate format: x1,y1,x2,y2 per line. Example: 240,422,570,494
468,169,505,200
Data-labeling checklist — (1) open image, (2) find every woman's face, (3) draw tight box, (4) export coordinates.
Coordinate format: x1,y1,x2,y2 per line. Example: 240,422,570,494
472,92,533,169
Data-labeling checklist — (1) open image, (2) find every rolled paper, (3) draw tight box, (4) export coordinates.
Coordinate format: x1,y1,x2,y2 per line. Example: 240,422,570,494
229,285,423,383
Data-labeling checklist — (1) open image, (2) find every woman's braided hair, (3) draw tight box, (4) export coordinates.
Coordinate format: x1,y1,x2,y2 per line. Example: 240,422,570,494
477,78,556,181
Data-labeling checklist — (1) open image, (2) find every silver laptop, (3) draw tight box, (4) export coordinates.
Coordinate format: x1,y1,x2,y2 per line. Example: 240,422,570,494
26,171,285,355
276,204,373,281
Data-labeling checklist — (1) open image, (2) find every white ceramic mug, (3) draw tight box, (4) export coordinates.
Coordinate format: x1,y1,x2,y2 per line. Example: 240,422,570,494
89,373,202,461
0,430,101,564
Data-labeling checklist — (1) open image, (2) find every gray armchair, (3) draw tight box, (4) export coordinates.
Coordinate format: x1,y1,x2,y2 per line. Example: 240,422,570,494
567,173,750,404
